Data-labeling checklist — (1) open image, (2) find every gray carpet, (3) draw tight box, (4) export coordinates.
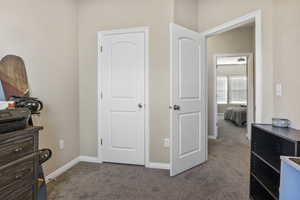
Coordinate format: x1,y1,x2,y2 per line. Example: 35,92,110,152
48,119,250,200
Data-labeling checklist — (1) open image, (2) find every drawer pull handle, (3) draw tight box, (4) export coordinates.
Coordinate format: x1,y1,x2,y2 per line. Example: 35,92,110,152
15,174,23,180
14,169,31,180
14,147,23,153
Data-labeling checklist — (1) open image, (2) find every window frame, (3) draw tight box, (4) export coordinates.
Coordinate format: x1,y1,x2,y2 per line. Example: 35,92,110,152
216,76,228,105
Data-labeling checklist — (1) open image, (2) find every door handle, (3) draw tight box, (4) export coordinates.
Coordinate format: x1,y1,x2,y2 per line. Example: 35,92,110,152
138,103,143,109
173,105,180,110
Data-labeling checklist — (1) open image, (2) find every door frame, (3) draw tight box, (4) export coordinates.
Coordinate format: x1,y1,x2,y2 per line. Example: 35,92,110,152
97,27,150,166
202,10,263,142
213,53,254,139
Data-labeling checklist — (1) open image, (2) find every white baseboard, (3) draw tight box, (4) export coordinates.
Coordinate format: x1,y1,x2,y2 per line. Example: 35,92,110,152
246,134,251,140
46,157,80,183
79,156,102,163
208,135,217,140
46,157,169,183
147,162,170,170
46,156,102,183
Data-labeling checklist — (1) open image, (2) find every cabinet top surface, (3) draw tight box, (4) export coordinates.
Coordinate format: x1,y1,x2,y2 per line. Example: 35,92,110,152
253,124,300,142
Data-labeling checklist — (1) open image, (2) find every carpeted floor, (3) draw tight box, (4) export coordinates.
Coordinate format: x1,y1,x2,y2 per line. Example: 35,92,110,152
48,118,250,200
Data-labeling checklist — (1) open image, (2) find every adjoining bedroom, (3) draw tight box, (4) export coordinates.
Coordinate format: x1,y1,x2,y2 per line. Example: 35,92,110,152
216,55,250,144
207,22,256,196
207,22,255,140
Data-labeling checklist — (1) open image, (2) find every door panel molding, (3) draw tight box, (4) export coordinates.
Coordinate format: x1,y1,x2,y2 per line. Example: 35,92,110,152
97,27,149,166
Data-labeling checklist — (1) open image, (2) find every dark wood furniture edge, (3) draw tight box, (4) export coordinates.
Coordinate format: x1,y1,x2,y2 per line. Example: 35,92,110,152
252,124,300,142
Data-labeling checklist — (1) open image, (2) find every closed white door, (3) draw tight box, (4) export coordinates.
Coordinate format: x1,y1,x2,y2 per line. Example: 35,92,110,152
100,30,145,165
170,24,207,176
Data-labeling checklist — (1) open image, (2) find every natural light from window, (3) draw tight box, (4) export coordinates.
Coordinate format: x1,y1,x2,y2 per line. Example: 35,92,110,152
216,56,248,105
217,75,247,105
229,76,247,104
217,76,228,104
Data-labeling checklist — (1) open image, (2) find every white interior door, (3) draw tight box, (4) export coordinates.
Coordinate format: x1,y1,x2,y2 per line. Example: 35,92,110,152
100,30,145,165
170,24,207,176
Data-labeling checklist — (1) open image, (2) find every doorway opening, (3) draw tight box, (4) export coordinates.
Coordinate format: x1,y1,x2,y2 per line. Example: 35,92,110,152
214,53,254,142
203,16,259,197
205,20,256,142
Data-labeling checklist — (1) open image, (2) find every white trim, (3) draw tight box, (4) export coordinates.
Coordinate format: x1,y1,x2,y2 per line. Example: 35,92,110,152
213,54,218,139
79,156,102,164
246,134,251,141
46,157,169,184
97,27,150,166
45,157,80,183
208,135,218,140
169,23,174,175
200,34,209,161
147,162,170,170
144,28,150,168
202,10,263,124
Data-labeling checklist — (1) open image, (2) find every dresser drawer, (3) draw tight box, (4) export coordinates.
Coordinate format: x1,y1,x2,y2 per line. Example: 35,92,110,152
14,187,34,200
251,153,280,198
250,175,276,200
0,135,35,166
1,182,34,200
251,126,296,170
0,158,35,192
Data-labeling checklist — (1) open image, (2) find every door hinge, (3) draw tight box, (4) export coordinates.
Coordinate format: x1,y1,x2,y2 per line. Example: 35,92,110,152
100,91,103,99
100,46,103,53
100,139,103,146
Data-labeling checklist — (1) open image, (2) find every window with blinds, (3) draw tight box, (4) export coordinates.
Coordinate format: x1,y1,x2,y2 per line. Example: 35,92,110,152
229,76,247,104
217,76,228,104
217,76,247,104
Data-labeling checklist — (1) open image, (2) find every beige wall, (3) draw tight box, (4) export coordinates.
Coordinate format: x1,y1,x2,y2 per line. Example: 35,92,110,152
273,0,300,129
200,0,300,130
198,0,274,125
78,0,173,163
1,0,298,174
0,0,79,175
174,0,198,31
207,27,254,136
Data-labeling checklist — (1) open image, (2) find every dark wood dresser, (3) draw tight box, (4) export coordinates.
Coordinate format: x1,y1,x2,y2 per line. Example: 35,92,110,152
0,126,42,200
250,124,300,200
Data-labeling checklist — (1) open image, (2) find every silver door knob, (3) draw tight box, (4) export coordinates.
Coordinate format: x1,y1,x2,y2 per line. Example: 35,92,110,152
138,103,143,108
173,105,180,110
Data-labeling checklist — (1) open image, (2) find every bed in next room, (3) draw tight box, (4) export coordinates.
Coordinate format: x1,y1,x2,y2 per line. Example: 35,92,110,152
224,106,247,126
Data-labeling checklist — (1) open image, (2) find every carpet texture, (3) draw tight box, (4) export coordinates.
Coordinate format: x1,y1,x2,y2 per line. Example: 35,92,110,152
48,119,250,200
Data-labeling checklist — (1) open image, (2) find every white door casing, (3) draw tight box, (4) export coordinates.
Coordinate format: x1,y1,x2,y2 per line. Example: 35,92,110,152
246,54,254,137
99,29,146,165
170,24,207,176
